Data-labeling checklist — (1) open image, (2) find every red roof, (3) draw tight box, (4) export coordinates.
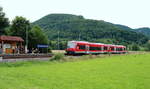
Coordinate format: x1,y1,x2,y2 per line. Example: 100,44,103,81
0,36,24,42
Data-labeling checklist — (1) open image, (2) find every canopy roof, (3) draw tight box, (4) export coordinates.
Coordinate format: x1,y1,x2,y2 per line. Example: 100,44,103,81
0,36,24,42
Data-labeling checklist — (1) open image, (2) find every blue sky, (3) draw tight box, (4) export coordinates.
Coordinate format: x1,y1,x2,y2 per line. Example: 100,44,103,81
0,0,150,28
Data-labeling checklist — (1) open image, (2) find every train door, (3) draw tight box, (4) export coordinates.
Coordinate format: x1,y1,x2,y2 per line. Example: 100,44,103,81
114,46,116,53
101,46,104,53
85,45,89,54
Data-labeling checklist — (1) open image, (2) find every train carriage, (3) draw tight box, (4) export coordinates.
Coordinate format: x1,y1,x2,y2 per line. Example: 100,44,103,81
66,41,89,55
66,41,126,55
107,44,116,54
115,45,126,54
88,43,104,54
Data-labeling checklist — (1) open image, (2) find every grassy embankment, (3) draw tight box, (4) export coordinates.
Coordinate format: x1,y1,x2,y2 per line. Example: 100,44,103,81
0,53,150,89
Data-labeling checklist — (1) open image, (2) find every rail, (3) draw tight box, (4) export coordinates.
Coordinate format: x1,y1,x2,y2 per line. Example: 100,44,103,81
0,53,53,59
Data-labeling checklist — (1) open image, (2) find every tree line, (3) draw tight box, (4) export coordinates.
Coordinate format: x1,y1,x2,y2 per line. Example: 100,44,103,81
0,7,49,53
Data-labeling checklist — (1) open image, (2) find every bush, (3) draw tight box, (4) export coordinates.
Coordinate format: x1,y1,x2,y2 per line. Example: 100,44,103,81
132,44,140,51
50,53,65,61
145,43,150,51
48,47,52,53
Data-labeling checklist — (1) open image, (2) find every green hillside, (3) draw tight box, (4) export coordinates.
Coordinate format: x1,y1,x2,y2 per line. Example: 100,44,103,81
134,27,150,38
115,24,150,38
115,24,132,31
34,14,84,25
33,14,148,45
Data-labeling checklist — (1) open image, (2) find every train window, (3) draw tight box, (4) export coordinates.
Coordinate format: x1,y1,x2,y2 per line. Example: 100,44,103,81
124,48,126,50
116,48,119,51
104,47,107,50
79,45,86,50
117,48,123,51
89,47,94,50
89,47,102,50
90,47,97,50
97,47,102,50
110,47,114,51
104,47,125,51
117,48,120,51
120,48,121,51
67,42,76,48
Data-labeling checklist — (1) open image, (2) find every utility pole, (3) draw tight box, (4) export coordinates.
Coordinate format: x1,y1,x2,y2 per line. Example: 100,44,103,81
79,33,81,41
25,25,28,53
57,31,60,50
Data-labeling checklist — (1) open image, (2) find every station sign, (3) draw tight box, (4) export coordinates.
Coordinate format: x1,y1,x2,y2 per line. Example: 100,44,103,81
37,44,49,48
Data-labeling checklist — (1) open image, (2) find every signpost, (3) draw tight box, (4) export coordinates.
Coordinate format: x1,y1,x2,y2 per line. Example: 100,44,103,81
0,57,2,61
37,45,49,48
37,44,49,53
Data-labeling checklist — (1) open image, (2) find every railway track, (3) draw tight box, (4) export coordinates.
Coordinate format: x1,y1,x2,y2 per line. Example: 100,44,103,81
0,51,147,62
0,53,53,59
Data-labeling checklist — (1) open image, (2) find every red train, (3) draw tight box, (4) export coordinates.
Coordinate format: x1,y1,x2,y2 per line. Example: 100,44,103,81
65,41,126,55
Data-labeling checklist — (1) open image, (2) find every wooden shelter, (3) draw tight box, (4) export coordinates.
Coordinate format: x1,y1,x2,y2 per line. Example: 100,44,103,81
0,36,24,54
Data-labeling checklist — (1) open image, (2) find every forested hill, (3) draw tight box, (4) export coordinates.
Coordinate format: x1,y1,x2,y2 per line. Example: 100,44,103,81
33,14,148,45
115,24,150,38
134,27,150,38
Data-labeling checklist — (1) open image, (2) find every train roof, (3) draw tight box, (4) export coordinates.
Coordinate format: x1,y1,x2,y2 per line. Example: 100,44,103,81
68,41,126,47
89,43,105,45
68,41,89,43
69,41,104,45
116,45,126,47
108,44,125,47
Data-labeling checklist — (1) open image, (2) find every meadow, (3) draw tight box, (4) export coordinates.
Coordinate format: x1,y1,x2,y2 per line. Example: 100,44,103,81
0,53,150,89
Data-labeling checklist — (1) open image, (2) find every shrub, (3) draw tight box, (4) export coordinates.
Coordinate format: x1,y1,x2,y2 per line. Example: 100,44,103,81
145,43,150,51
50,53,65,61
132,44,140,51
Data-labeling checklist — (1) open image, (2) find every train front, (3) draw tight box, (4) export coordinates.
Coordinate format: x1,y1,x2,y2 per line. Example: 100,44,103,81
65,41,77,55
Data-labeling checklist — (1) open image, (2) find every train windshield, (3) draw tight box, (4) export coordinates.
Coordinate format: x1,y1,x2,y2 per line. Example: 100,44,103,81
67,42,76,48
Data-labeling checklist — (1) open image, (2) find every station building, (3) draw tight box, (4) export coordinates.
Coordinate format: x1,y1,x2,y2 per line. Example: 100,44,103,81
0,36,24,54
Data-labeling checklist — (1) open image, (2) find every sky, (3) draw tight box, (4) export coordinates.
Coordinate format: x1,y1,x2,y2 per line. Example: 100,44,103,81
0,0,150,28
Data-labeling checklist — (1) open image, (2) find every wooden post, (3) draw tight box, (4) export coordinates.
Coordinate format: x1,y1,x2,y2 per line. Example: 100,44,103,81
2,41,4,54
20,42,22,47
20,42,22,54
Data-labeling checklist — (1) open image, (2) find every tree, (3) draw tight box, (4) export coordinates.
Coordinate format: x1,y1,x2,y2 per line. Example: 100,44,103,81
0,7,9,35
10,16,31,43
28,26,49,53
145,43,150,51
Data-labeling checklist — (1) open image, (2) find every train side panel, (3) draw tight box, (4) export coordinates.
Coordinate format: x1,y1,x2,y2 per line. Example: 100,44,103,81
66,41,127,55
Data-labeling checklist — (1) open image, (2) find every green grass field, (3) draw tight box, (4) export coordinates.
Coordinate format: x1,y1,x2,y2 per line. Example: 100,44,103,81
0,54,150,89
